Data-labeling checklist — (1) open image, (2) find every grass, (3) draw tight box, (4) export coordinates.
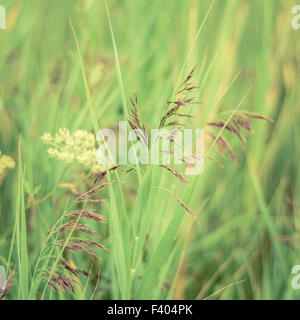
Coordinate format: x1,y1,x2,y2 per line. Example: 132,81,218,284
0,0,299,300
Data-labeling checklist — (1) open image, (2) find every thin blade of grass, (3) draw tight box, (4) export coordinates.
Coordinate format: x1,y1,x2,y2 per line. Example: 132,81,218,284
16,137,29,299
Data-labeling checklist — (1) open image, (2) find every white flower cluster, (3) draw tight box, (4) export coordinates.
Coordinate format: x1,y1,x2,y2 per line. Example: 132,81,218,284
41,128,105,173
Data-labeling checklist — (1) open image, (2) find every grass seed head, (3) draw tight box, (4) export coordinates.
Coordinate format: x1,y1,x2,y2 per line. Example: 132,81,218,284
0,270,15,299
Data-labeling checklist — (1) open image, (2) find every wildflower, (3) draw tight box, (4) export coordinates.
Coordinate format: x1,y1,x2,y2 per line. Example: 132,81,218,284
41,129,106,173
0,151,15,185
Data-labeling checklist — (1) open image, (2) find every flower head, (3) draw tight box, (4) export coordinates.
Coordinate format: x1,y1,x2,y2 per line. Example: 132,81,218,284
0,151,15,186
41,129,105,173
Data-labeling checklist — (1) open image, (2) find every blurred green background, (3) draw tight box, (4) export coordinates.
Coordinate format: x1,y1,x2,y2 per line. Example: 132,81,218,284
0,0,299,300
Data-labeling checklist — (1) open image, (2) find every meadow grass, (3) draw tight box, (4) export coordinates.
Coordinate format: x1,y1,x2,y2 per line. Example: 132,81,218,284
0,0,299,300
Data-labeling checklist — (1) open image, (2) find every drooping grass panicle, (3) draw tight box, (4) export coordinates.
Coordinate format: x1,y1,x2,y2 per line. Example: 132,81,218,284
128,90,148,145
56,242,98,260
174,194,198,223
206,111,274,163
159,165,188,184
44,270,81,293
208,133,238,163
44,198,106,294
59,259,80,277
94,164,121,183
77,180,120,201
160,67,201,129
0,270,15,299
74,239,108,251
65,210,105,222
157,186,198,223
54,220,100,238
242,111,274,123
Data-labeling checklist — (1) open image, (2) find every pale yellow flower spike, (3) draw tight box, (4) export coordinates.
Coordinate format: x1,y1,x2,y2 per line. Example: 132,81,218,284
0,150,16,185
41,129,106,173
